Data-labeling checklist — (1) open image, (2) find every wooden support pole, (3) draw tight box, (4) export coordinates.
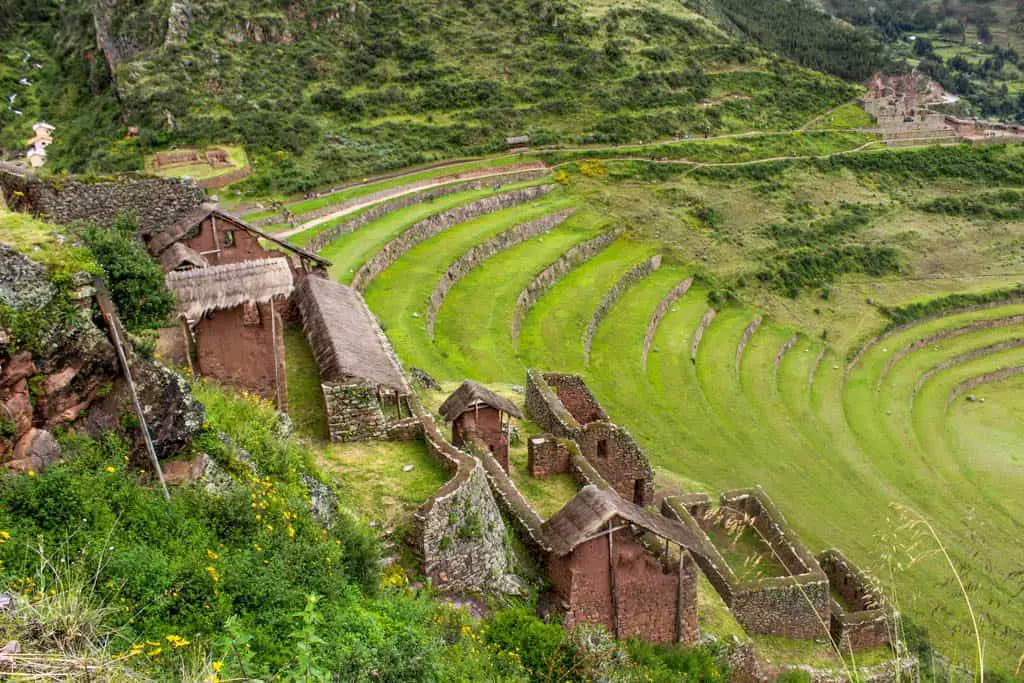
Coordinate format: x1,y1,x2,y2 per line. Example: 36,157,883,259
675,545,685,643
608,519,620,639
270,299,283,412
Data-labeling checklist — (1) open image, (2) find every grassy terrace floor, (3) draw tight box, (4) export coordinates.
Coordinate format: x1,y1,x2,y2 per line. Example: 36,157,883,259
324,148,1024,667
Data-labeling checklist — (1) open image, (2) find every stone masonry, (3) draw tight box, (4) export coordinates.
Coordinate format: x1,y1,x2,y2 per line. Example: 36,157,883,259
322,382,388,442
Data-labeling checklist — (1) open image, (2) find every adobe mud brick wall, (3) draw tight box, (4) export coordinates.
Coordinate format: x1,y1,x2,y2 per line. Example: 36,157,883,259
528,435,572,477
525,368,582,439
292,167,549,236
322,382,388,442
543,372,608,426
348,184,554,289
818,549,892,652
642,277,693,369
0,170,204,235
583,254,662,364
426,208,576,338
524,371,654,505
576,421,654,505
548,527,698,644
511,229,623,347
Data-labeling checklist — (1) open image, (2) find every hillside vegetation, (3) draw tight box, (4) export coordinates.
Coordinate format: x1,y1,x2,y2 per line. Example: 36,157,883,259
0,0,861,192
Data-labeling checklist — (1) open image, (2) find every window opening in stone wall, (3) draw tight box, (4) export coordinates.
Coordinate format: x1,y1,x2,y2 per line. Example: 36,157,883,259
223,230,235,247
634,479,644,504
597,439,609,459
242,301,261,326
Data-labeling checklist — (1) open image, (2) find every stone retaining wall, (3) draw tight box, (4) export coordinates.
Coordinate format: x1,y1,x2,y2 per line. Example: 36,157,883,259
524,369,582,438
413,406,523,593
267,165,548,230
351,185,554,290
426,208,576,339
662,488,831,640
0,170,204,235
914,338,1024,402
946,365,1024,407
478,447,551,554
774,334,798,376
880,314,1024,388
583,255,662,364
199,166,252,189
642,277,693,369
691,309,717,361
322,382,389,442
808,346,827,391
511,229,623,348
303,169,550,251
735,316,762,375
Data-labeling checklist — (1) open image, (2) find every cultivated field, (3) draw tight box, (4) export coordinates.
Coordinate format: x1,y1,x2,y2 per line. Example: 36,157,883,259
290,139,1024,673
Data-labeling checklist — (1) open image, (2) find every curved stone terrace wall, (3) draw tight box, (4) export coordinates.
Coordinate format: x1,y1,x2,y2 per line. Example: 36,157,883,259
774,334,799,377
913,338,1024,402
426,208,576,339
642,277,693,370
351,184,554,291
583,254,662,365
261,164,548,229
511,229,623,349
946,365,1024,408
691,309,718,362
734,316,763,375
303,169,550,252
879,313,1024,390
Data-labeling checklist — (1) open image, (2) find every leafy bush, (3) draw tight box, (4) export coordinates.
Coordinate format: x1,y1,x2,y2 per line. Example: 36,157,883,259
482,609,587,681
78,215,175,330
880,284,1024,329
757,245,902,297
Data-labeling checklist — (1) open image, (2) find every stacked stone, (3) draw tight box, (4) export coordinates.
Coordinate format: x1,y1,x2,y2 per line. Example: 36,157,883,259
322,382,388,442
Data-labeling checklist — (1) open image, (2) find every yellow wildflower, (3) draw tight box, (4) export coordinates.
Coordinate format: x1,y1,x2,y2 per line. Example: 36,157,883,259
105,467,116,473
147,647,162,657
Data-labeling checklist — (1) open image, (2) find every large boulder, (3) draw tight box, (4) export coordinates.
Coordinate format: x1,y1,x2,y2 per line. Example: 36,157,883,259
0,244,54,312
4,428,61,474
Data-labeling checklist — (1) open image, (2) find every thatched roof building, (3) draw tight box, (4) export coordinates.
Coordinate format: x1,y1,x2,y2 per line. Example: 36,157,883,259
295,274,410,394
160,242,209,271
148,204,330,269
544,486,706,557
166,258,294,320
439,380,523,421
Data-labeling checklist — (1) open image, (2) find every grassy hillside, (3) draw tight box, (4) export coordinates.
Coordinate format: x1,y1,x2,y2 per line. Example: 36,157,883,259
304,141,1024,675
0,0,861,192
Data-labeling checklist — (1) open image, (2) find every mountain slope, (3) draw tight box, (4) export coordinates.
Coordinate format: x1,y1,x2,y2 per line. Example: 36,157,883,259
0,0,862,192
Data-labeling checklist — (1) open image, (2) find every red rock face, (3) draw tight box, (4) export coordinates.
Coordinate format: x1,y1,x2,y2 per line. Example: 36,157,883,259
5,428,61,474
161,454,208,486
1,351,37,389
2,380,33,439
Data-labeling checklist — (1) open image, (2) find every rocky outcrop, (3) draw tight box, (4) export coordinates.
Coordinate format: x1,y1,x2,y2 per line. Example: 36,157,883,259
165,0,192,45
0,246,202,472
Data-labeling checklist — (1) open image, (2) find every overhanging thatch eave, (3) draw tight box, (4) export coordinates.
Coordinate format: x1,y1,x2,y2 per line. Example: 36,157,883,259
166,258,293,320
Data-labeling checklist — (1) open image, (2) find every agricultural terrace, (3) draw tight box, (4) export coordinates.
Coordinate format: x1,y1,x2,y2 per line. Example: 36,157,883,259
288,138,1024,672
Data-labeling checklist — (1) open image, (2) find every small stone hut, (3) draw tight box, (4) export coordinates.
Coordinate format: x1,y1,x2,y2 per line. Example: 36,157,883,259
543,485,704,644
439,380,523,471
295,275,412,442
166,259,293,406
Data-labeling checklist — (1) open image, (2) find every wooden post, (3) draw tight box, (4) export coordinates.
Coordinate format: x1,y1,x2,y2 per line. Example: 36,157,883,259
675,546,685,643
179,315,194,376
269,299,283,412
210,215,221,263
608,520,619,639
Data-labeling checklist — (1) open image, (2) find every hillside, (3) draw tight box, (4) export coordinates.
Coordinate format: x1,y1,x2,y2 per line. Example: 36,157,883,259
0,0,868,192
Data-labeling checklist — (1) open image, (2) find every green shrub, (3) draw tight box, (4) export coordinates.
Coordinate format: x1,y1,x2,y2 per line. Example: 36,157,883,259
482,608,587,681
624,638,727,682
78,215,175,330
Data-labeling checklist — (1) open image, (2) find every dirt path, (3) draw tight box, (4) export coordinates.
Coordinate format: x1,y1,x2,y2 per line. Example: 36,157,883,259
276,163,548,240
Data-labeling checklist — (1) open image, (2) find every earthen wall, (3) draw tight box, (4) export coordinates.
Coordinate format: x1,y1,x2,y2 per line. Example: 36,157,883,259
194,302,285,402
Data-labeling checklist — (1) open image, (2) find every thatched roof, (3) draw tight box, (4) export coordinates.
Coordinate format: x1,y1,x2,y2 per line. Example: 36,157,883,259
166,258,293,320
148,205,331,268
439,380,522,421
160,242,209,271
295,275,411,394
543,486,707,557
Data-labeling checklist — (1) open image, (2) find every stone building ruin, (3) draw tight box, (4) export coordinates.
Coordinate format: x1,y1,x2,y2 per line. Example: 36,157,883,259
818,549,893,652
295,275,414,442
525,370,654,505
543,486,703,644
